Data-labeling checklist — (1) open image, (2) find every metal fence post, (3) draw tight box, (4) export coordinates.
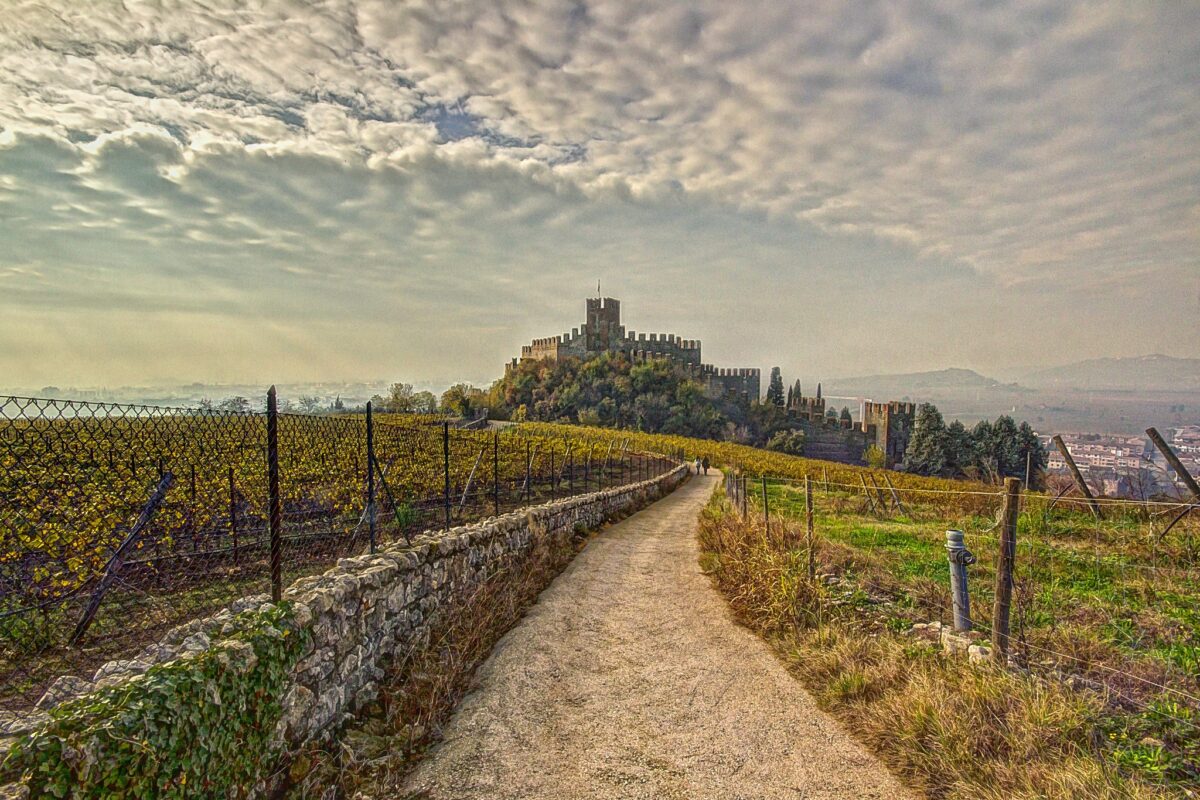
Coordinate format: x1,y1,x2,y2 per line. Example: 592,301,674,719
442,422,451,530
228,465,239,563
267,386,283,602
366,401,376,554
525,440,532,502
550,448,556,499
945,530,976,632
992,478,1020,663
492,432,500,516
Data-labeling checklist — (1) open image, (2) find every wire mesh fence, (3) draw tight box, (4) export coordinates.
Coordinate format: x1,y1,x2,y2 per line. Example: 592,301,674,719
0,391,681,714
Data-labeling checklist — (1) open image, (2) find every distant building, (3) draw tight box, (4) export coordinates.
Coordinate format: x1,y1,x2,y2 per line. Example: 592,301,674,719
508,296,761,401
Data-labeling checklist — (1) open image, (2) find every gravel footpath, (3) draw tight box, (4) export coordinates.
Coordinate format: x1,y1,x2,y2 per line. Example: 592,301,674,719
401,472,914,800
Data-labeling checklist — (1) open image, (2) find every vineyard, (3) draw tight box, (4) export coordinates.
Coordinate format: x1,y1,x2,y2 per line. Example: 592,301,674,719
0,395,679,713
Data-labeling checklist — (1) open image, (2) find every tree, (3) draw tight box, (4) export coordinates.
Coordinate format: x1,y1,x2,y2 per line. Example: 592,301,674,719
786,384,794,408
218,396,251,413
945,420,972,475
840,406,852,425
380,382,416,412
412,391,437,414
440,383,479,417
825,407,839,422
766,367,785,407
906,403,948,476
864,445,886,469
766,429,806,456
298,395,322,413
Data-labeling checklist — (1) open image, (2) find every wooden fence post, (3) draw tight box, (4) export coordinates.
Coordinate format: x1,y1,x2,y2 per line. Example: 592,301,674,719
991,477,1021,663
1052,435,1102,519
805,474,815,582
761,475,770,536
1147,427,1200,502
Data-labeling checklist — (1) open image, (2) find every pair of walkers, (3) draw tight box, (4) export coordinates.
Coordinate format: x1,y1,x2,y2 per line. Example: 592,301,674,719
692,456,709,476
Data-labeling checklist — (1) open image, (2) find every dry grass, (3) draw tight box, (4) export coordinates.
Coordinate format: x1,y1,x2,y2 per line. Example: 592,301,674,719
280,532,581,799
698,494,1185,800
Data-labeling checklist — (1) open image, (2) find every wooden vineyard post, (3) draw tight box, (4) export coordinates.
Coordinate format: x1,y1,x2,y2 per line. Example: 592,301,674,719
882,473,910,517
1147,427,1200,502
1052,435,1102,519
805,474,815,582
992,477,1021,664
761,475,770,536
70,472,174,644
859,474,878,515
492,432,500,516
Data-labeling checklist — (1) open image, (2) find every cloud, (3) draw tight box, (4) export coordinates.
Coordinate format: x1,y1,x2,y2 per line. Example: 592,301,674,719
0,0,1197,386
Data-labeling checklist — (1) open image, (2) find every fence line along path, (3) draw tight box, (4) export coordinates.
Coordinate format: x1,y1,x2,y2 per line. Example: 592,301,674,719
403,472,914,800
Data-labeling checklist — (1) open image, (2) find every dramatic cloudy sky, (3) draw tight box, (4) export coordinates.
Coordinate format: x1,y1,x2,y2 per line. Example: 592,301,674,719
1,1,1198,389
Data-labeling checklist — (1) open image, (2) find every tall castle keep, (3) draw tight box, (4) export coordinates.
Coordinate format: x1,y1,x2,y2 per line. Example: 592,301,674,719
508,297,761,401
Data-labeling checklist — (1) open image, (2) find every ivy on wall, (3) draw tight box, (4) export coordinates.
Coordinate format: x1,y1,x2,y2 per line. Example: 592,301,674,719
2,603,308,799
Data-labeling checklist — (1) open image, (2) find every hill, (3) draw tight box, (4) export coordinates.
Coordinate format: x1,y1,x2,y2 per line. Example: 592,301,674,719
1019,354,1200,392
823,368,1020,399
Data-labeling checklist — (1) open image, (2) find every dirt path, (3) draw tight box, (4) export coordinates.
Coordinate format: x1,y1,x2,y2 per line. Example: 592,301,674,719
402,473,914,799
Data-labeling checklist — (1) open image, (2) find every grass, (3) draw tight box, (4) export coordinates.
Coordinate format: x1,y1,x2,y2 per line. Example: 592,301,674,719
699,482,1199,798
279,525,585,799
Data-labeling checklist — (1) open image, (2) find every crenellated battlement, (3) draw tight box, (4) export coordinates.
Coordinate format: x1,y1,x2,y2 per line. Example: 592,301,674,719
511,296,759,399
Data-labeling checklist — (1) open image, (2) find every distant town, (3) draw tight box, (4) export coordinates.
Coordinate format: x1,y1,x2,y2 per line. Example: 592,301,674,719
1046,426,1200,499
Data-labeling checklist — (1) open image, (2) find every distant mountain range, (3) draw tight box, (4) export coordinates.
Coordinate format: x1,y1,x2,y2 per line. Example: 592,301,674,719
826,355,1200,398
1017,354,1200,392
824,368,1020,399
820,356,1197,435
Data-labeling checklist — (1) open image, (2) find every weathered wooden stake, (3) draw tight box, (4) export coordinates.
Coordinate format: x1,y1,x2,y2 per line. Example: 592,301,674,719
761,475,770,536
1052,435,1102,519
805,474,815,582
991,477,1020,663
1147,427,1200,502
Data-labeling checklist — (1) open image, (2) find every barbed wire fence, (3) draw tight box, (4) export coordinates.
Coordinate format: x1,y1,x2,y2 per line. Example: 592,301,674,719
0,390,682,714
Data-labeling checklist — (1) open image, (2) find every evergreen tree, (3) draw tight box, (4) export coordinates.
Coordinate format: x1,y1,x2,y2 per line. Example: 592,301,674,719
945,419,971,475
840,406,852,425
906,402,948,475
1016,421,1047,489
793,380,802,401
766,367,785,407
786,385,794,408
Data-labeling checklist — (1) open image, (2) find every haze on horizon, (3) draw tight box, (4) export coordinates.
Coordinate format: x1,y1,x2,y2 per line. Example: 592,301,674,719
1,1,1198,391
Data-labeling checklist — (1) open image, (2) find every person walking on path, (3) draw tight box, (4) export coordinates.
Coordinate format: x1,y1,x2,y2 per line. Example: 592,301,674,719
702,456,710,475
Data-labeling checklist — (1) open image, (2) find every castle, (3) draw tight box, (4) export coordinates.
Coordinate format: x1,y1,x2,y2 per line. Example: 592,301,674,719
508,297,761,401
785,381,915,468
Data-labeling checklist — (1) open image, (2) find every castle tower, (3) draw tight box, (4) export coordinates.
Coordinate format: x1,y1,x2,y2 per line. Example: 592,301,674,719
585,297,622,353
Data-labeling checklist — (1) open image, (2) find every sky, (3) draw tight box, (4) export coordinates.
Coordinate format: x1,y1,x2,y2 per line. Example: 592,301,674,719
1,0,1198,390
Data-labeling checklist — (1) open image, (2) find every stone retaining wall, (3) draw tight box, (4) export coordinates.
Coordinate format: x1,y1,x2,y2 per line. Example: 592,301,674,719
2,465,688,797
